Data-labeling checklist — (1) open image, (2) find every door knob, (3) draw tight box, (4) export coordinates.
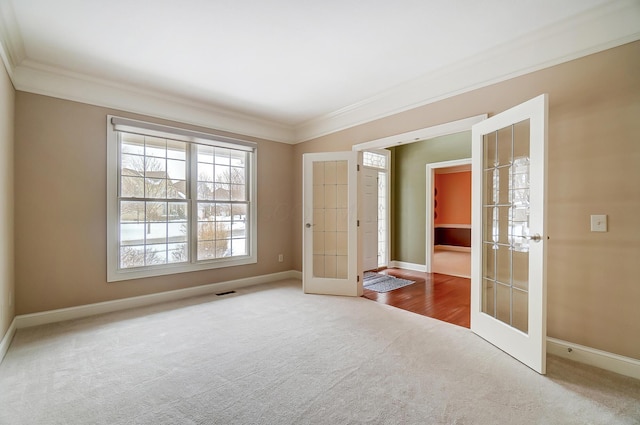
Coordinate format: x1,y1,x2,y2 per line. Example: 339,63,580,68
525,234,542,242
305,223,312,228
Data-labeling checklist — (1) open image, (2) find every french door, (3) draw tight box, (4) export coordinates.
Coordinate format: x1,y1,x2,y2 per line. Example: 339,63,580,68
471,94,549,374
302,152,362,296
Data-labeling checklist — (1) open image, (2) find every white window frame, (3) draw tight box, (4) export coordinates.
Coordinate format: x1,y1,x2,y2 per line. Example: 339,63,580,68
107,116,257,282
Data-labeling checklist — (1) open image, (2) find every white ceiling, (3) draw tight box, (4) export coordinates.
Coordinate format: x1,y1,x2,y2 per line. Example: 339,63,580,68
0,0,638,143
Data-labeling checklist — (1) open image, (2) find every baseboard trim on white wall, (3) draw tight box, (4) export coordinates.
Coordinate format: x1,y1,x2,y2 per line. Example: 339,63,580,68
0,318,16,363
388,261,427,272
547,337,640,380
15,270,302,330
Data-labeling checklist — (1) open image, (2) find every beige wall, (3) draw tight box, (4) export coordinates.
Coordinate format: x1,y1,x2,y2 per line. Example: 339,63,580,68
390,132,471,264
0,60,15,340
14,93,294,314
293,41,640,360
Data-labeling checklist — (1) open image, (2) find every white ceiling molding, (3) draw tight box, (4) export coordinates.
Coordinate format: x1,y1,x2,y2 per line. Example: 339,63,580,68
295,0,640,142
11,59,295,144
0,0,24,72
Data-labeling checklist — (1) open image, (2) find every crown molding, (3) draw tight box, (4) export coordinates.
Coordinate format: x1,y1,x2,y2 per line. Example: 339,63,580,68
0,0,24,74
294,0,640,142
11,60,296,143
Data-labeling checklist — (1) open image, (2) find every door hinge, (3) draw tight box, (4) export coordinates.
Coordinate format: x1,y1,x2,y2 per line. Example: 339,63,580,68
357,275,360,282
357,164,360,171
357,220,360,227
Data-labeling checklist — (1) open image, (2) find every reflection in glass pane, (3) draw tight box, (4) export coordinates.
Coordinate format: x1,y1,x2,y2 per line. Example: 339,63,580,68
482,279,495,316
513,120,530,159
497,126,512,166
512,250,529,290
513,289,528,333
496,244,511,284
483,243,496,280
481,121,531,334
483,132,497,168
498,166,510,205
496,282,511,324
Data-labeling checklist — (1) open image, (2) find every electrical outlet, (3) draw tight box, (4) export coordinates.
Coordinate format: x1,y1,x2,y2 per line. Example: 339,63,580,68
590,214,607,232
278,254,284,262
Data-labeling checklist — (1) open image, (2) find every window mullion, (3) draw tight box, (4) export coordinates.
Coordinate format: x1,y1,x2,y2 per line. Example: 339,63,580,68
189,143,198,264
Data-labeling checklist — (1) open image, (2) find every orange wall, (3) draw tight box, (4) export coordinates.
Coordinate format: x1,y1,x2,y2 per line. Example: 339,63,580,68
434,171,471,226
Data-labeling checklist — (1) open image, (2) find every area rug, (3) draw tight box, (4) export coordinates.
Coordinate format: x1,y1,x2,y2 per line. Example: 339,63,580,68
363,272,415,293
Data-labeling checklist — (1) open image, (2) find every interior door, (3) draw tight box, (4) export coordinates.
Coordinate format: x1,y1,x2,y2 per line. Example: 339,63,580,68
362,167,379,271
303,152,362,296
471,94,548,374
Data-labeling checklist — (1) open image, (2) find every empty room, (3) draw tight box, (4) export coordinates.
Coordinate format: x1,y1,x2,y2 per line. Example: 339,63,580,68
1,1,639,424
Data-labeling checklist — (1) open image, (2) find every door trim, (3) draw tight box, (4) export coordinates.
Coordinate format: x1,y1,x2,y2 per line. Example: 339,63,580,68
352,115,487,152
352,115,486,268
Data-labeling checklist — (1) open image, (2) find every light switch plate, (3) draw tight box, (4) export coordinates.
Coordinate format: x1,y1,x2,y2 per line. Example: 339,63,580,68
590,214,607,232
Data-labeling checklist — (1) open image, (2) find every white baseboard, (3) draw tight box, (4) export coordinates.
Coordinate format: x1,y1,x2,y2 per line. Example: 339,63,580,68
0,318,17,363
388,261,427,272
7,272,638,382
15,270,302,329
547,337,640,380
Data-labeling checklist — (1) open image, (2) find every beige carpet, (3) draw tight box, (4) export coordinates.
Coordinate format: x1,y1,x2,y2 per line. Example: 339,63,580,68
1,279,638,424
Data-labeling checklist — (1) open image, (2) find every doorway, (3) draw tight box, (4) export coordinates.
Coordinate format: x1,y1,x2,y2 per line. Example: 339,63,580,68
362,150,390,271
426,159,472,278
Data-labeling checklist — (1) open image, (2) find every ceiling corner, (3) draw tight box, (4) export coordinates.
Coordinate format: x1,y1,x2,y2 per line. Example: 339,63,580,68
0,0,26,71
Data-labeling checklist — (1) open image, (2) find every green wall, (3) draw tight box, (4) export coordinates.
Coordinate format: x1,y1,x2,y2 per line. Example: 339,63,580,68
390,131,471,264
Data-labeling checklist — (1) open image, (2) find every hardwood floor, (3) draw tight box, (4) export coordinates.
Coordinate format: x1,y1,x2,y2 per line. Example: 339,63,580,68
362,268,471,328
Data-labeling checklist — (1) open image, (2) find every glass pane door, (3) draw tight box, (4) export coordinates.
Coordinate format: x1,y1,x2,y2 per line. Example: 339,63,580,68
303,151,362,296
482,120,530,334
471,94,548,374
312,160,349,279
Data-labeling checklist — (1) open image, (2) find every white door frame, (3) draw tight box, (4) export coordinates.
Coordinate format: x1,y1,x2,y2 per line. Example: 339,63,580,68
425,158,471,273
352,114,486,269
